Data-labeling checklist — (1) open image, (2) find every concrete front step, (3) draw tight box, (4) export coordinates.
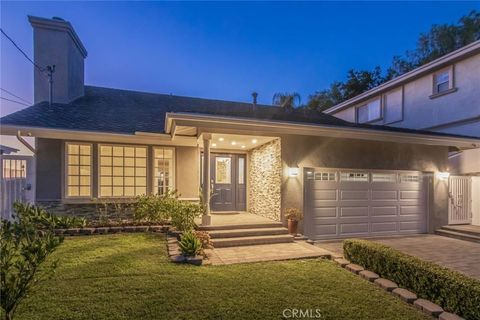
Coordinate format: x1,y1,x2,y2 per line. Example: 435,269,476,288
209,227,289,239
198,222,283,231
435,229,480,243
212,234,294,248
441,225,480,237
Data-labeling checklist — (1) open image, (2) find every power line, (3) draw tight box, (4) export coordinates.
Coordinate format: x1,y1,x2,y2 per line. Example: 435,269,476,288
0,88,31,105
0,96,30,107
0,28,45,73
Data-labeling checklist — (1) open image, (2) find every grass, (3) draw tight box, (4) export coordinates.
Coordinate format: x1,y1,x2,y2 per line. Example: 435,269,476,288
10,233,430,320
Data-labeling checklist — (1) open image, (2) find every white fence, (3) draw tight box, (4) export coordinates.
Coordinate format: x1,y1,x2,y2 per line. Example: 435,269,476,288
0,155,35,220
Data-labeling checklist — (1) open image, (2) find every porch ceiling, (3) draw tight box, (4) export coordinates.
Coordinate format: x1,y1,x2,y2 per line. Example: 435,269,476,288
206,133,276,151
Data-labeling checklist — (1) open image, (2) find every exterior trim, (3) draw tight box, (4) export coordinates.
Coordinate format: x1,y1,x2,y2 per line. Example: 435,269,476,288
324,40,480,114
166,113,480,149
422,115,480,131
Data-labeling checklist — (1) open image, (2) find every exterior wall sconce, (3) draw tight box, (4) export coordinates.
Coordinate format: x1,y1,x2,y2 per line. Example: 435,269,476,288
288,166,300,177
437,172,450,180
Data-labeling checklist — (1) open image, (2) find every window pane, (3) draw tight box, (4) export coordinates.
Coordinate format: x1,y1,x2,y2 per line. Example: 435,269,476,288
238,157,245,184
215,157,231,184
436,71,449,84
124,187,135,196
101,157,112,166
113,187,123,197
101,166,112,176
100,177,112,186
136,167,147,176
135,187,146,196
136,158,146,167
113,157,124,166
113,167,123,176
124,147,135,157
101,146,112,156
100,187,112,197
136,147,147,157
125,157,135,166
112,147,123,157
66,144,91,197
437,81,449,93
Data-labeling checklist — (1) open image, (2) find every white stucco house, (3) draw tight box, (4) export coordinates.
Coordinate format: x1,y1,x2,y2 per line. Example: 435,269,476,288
324,41,480,231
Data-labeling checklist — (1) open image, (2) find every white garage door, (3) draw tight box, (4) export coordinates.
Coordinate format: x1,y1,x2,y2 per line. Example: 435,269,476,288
304,168,429,240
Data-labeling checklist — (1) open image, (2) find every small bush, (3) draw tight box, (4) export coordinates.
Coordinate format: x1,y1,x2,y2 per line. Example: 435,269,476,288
179,231,201,256
170,201,202,232
133,191,178,223
343,239,480,320
13,203,86,229
194,231,213,256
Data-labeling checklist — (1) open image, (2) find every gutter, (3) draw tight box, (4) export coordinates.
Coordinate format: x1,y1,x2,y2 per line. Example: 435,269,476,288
16,130,36,154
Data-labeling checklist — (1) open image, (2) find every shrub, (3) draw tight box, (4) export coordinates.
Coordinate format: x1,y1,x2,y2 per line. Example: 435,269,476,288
13,203,86,229
133,191,178,224
170,201,203,232
1,204,66,320
284,207,303,221
194,231,213,256
343,239,480,320
178,231,201,256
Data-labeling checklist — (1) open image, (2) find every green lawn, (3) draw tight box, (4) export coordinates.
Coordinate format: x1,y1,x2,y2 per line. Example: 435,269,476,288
11,233,429,320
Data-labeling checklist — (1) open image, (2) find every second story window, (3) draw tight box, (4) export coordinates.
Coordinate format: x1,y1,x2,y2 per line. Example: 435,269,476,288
431,66,455,98
356,98,381,123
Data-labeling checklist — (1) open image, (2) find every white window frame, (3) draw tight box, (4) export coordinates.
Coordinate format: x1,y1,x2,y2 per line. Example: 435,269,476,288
152,147,176,195
431,66,455,97
340,172,369,182
64,142,93,199
98,143,148,198
356,98,382,124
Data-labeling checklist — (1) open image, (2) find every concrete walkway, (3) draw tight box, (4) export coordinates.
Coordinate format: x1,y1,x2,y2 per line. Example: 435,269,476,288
316,235,480,279
206,241,332,265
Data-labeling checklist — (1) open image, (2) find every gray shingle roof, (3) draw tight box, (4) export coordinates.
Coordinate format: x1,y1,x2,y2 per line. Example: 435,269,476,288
0,85,476,139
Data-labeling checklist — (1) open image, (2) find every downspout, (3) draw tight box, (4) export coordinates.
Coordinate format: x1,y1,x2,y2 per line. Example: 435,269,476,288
16,130,36,154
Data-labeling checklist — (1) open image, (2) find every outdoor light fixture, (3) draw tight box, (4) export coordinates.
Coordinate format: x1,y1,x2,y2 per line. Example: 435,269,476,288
251,139,257,143
231,141,237,145
212,143,217,147
288,166,300,177
219,137,224,141
437,172,450,180
241,145,246,149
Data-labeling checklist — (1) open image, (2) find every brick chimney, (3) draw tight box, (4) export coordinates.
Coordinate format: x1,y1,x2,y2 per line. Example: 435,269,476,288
29,16,88,104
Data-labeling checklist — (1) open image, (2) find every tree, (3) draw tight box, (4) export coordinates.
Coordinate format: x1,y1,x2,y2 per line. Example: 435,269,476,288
0,203,67,320
308,10,480,111
272,92,301,110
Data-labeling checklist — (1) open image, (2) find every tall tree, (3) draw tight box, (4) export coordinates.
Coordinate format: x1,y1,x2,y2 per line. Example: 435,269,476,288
272,92,301,110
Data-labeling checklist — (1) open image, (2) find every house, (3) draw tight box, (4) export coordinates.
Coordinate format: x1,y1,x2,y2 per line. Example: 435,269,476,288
324,41,480,229
1,16,480,241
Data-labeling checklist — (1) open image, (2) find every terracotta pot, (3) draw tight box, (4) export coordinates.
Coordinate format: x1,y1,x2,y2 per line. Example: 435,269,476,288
287,219,298,235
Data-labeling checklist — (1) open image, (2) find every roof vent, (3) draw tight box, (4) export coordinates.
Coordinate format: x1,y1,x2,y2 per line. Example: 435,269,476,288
251,92,258,108
52,16,65,21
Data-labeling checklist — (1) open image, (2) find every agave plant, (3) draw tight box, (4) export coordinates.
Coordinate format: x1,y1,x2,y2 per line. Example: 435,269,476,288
178,231,201,257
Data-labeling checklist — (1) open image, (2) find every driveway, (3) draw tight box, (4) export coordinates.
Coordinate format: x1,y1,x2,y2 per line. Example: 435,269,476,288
316,235,480,279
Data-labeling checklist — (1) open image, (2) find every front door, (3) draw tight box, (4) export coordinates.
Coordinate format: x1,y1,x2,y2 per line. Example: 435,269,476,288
210,154,246,212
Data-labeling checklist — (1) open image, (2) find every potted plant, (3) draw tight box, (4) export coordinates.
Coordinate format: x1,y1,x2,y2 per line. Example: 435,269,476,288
284,208,303,235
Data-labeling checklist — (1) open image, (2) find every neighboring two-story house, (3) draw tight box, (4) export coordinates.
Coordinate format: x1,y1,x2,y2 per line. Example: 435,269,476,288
324,41,480,228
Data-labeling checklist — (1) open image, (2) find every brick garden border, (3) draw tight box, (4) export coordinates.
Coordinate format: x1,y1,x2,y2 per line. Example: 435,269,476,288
333,258,465,320
53,225,169,236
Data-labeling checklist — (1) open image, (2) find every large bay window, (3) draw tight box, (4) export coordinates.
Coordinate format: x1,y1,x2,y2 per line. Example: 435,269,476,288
154,148,174,195
99,145,147,197
66,143,92,197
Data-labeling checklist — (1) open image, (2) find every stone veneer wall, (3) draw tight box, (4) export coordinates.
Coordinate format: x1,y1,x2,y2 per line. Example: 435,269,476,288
248,139,282,221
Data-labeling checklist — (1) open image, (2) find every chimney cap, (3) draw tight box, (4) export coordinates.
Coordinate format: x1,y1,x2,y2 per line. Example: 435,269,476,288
28,15,88,58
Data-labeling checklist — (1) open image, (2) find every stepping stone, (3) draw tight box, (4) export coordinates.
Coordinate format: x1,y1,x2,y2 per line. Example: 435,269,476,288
374,278,398,291
414,299,443,317
334,258,350,267
345,263,364,274
359,270,379,282
171,255,186,263
439,312,464,320
392,288,417,303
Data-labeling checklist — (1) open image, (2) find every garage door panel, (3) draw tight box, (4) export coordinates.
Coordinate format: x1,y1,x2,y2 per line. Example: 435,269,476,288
371,206,397,216
340,207,369,217
371,222,397,233
340,223,369,234
371,190,398,200
305,168,428,240
341,190,369,200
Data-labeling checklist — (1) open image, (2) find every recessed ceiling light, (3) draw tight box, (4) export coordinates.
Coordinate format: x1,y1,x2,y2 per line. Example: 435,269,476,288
218,137,224,142
231,141,237,146
212,143,217,147
252,139,257,143
241,145,246,149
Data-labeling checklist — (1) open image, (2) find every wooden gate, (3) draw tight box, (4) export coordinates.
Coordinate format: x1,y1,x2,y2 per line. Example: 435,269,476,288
448,176,471,225
0,155,35,220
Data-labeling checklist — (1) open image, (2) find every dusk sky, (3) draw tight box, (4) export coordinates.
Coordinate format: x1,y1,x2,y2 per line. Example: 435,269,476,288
1,1,479,118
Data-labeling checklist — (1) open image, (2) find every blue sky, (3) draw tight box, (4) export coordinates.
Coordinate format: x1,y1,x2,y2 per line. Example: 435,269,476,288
1,1,479,117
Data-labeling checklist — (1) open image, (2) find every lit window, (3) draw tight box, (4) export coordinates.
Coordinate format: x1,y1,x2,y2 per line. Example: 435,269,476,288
357,98,381,123
66,143,91,197
154,148,174,195
2,159,26,179
215,157,231,184
372,173,397,183
238,157,245,184
340,172,369,182
314,172,336,181
99,145,147,197
400,174,420,183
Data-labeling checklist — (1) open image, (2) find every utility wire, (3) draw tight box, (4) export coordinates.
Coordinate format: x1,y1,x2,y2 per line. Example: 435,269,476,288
0,28,45,73
0,88,31,105
0,96,30,107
